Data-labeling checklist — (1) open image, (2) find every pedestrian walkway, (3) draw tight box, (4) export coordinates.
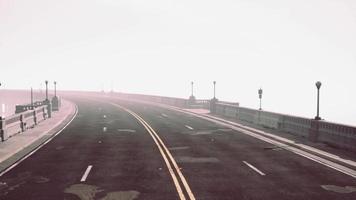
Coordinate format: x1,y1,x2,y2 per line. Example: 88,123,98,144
0,99,77,174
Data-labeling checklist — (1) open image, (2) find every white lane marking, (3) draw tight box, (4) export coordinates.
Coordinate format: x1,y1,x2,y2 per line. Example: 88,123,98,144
0,104,79,177
117,129,136,133
161,113,168,117
243,161,266,176
80,165,93,182
103,115,107,119
185,125,194,130
103,127,107,132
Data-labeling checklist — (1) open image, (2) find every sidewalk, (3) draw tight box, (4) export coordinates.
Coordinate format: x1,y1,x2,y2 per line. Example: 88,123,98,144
0,99,77,174
183,108,356,169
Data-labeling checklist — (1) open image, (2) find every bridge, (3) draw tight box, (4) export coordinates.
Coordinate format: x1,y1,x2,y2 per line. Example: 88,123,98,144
0,90,356,199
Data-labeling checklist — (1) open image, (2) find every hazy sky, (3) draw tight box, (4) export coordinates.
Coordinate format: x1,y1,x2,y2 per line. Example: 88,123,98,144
1,0,356,125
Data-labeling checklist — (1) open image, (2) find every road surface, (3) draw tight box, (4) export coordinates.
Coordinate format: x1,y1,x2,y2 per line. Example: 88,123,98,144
0,95,355,200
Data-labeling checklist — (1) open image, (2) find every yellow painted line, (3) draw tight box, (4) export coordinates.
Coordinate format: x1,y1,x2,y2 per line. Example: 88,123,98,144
111,103,196,200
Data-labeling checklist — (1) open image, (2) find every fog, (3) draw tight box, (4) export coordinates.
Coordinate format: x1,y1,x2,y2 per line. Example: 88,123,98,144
1,0,356,125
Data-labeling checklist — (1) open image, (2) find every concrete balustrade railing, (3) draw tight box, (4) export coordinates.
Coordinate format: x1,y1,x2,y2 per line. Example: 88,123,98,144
112,92,356,151
0,105,50,141
211,100,356,151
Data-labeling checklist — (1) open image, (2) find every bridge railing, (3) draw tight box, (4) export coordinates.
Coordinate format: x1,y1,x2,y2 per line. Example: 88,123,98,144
112,91,356,151
211,100,356,152
0,105,51,141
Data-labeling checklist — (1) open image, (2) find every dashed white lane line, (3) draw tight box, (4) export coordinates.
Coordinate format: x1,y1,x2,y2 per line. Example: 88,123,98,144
161,113,168,117
185,125,194,130
243,161,266,176
80,165,93,182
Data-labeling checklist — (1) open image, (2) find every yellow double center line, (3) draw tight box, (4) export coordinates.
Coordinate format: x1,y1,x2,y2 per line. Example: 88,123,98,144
111,103,196,200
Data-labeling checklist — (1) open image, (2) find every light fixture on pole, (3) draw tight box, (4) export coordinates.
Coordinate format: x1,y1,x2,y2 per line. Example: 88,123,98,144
213,81,216,99
45,80,49,101
258,88,263,110
315,81,322,120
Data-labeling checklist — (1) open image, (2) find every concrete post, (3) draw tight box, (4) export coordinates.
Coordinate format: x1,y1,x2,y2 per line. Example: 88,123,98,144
33,110,37,125
210,98,218,114
46,102,52,118
20,114,26,132
0,116,6,141
309,120,320,142
43,107,46,119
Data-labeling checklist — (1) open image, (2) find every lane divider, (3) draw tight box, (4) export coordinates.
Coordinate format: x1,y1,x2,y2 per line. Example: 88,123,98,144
243,161,266,176
80,165,93,182
185,125,194,130
111,103,196,200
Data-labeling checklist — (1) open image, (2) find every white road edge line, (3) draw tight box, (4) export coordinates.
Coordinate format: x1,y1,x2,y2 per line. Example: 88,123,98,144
243,161,266,176
0,103,79,177
185,125,194,130
80,165,93,182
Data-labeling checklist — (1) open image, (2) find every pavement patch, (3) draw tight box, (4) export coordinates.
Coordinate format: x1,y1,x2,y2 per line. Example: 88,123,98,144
101,191,139,200
55,146,65,150
169,146,190,151
64,184,102,200
64,184,139,200
321,185,356,194
0,172,49,196
176,156,220,163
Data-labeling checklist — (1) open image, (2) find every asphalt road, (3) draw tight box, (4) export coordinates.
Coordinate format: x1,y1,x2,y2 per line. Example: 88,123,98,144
0,96,355,200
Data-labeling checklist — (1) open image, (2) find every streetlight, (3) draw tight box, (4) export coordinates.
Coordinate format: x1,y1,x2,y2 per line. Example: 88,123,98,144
31,87,33,108
213,81,216,99
191,81,194,97
315,81,322,120
45,80,49,101
258,88,263,110
54,81,57,97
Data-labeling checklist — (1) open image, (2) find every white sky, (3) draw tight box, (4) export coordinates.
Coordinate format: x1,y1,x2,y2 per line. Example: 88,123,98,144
1,0,356,125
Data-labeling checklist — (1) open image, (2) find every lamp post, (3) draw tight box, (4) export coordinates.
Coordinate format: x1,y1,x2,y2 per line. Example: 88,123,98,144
45,80,48,101
31,87,33,108
191,81,194,97
54,81,57,97
258,88,263,110
315,81,322,120
213,81,216,99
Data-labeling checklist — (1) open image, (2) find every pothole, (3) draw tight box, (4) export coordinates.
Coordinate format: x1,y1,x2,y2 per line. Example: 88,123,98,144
321,185,356,194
